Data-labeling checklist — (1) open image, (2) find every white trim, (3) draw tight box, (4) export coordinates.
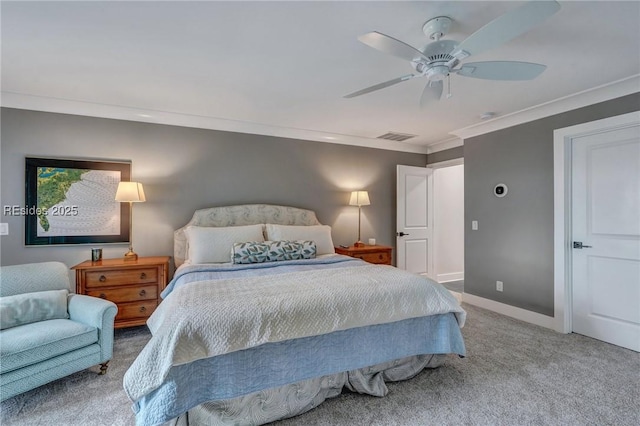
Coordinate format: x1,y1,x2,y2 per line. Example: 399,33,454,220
427,157,464,169
426,137,463,153
4,75,637,155
451,74,640,140
448,291,463,304
0,91,429,155
437,272,464,283
462,293,555,330
553,131,572,333
552,111,640,334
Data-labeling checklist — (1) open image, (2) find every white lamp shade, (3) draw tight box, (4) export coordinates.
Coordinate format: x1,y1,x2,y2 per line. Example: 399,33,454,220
115,182,146,202
349,191,370,207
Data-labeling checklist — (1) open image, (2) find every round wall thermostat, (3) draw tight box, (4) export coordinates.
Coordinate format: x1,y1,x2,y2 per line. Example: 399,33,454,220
494,183,508,198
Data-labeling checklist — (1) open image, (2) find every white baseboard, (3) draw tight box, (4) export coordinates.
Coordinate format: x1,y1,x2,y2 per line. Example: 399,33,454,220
462,293,555,330
448,291,463,304
437,272,464,283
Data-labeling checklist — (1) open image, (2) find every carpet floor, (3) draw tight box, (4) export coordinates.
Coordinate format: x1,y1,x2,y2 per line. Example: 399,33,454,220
2,303,638,426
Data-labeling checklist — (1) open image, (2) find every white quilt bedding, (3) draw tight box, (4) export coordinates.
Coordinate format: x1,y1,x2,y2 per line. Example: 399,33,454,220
124,263,465,404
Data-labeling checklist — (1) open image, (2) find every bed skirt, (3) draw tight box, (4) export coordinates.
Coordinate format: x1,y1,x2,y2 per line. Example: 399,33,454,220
168,353,447,426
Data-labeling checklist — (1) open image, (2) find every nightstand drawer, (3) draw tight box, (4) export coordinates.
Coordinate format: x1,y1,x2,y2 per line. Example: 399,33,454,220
72,256,170,328
115,300,158,321
86,285,158,303
354,252,391,264
85,267,158,288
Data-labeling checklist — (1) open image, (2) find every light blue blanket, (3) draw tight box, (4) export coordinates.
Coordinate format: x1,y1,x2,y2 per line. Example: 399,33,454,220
133,314,465,426
131,255,466,426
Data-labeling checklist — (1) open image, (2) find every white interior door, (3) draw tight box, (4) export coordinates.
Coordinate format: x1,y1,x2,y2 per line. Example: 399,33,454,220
396,165,433,277
571,122,640,351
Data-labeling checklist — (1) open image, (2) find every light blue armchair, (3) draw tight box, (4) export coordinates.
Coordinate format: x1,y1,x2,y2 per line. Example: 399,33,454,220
0,261,117,401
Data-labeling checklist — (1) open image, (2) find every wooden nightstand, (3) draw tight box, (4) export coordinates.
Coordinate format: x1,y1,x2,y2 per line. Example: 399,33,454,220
71,256,171,328
335,245,393,265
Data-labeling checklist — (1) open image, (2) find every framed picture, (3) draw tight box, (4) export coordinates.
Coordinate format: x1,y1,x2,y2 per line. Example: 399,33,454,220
25,157,132,246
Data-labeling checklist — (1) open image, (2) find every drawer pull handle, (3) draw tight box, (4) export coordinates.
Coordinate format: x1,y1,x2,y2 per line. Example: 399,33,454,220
140,306,147,313
139,289,146,297
99,293,107,299
140,272,147,279
99,275,106,282
379,254,383,259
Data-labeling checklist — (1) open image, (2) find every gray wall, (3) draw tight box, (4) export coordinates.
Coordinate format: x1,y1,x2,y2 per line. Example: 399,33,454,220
426,146,463,165
464,93,640,316
0,108,426,273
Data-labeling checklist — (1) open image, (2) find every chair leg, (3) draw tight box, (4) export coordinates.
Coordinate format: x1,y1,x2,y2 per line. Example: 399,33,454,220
99,361,109,375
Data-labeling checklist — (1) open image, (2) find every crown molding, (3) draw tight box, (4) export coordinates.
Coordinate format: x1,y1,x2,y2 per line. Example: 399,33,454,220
426,137,464,154
0,92,429,155
5,74,637,155
450,74,640,140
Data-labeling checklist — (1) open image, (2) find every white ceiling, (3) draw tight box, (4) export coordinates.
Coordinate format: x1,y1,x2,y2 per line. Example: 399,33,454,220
2,1,639,153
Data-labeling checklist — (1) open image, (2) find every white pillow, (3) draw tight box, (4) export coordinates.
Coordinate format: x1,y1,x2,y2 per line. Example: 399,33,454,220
186,224,265,264
265,224,335,255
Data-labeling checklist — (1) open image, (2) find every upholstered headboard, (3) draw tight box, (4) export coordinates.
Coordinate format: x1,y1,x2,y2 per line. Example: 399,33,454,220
174,204,321,267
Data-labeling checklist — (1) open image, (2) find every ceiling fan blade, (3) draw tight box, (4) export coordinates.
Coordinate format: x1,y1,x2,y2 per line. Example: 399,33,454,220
358,32,428,62
420,81,443,108
457,61,546,80
344,74,415,98
453,1,560,59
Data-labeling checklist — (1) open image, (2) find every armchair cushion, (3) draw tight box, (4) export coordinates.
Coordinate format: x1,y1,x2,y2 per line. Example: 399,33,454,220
0,289,69,330
0,319,97,374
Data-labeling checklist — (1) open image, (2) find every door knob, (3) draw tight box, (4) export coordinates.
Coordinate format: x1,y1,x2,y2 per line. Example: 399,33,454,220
573,241,592,249
397,232,410,237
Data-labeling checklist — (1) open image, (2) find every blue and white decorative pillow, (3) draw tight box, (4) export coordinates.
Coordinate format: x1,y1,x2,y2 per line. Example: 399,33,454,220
232,240,316,264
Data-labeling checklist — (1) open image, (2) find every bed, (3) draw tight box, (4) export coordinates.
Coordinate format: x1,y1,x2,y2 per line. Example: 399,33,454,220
124,204,466,426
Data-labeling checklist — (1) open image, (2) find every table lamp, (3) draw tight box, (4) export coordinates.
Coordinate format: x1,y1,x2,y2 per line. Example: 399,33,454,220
115,181,146,261
349,190,370,248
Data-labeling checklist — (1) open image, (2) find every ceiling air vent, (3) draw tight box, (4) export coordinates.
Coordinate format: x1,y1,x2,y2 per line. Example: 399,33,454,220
377,132,417,142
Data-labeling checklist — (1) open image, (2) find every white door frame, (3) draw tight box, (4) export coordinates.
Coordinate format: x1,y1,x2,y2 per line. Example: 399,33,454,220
553,111,640,333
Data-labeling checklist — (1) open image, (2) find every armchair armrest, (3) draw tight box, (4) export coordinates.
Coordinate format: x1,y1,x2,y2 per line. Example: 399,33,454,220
68,294,117,363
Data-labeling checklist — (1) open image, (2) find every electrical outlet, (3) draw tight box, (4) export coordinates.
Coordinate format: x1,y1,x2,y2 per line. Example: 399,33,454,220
0,223,8,236
496,281,503,292
472,220,478,230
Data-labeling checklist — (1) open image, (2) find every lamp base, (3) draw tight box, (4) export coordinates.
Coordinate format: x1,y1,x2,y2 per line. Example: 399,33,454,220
123,248,138,261
354,241,365,248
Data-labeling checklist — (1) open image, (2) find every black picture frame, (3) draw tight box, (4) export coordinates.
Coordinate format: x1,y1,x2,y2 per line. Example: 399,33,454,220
25,157,131,246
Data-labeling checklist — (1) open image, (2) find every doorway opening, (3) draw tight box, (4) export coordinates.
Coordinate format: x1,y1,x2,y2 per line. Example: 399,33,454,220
432,159,464,296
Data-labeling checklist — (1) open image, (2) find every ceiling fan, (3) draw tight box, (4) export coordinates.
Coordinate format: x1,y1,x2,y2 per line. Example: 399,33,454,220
344,0,561,107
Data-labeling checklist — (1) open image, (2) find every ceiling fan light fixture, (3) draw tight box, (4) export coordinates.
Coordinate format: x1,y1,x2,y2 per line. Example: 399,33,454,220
425,65,449,81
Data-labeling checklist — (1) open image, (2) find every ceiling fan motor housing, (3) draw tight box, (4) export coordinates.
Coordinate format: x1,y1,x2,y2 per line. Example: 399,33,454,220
413,39,459,80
